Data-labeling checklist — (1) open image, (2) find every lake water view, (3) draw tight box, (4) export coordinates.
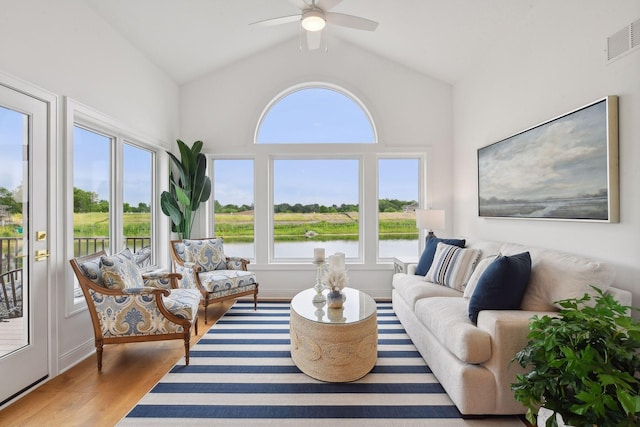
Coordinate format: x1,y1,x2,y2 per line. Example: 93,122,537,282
224,239,419,261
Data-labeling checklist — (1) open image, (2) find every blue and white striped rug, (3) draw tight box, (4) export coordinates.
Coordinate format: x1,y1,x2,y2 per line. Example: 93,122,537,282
119,301,522,426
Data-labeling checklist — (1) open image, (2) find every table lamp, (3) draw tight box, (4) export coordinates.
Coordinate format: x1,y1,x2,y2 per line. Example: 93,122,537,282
415,209,445,241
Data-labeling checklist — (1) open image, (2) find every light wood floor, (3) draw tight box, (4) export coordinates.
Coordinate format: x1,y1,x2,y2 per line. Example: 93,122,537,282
0,301,235,427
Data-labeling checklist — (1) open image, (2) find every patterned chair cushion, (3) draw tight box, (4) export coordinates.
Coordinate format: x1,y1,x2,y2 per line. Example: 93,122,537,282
198,269,257,295
100,248,145,290
79,257,105,286
163,288,201,320
184,238,226,271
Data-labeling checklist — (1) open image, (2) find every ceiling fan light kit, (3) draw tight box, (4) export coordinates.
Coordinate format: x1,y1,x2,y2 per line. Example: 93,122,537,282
250,0,378,51
301,10,326,32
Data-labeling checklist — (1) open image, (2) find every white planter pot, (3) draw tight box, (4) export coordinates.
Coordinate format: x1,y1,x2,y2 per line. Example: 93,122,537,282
537,407,572,427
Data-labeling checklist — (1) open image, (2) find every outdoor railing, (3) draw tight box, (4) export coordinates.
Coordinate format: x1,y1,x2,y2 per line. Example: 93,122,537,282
72,237,151,258
0,236,152,273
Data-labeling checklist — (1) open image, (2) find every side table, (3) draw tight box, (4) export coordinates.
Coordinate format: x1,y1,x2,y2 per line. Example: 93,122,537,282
290,287,377,382
393,257,418,274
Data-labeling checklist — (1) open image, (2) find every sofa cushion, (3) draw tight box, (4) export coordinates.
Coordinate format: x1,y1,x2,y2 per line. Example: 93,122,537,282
392,273,462,309
500,243,615,311
415,237,465,276
468,252,531,324
463,255,497,299
414,297,492,364
425,243,481,291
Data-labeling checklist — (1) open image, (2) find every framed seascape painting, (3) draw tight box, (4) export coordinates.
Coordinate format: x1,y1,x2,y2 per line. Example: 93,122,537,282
477,96,618,222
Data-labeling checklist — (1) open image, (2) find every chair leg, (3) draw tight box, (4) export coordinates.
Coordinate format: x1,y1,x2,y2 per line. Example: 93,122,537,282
184,334,190,366
194,316,198,336
96,340,104,372
253,290,258,311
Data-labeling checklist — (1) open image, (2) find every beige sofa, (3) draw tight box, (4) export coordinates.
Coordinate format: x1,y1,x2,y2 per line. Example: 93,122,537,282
391,239,632,416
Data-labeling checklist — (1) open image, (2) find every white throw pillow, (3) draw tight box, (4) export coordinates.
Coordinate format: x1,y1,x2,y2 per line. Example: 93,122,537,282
425,242,481,292
463,255,497,299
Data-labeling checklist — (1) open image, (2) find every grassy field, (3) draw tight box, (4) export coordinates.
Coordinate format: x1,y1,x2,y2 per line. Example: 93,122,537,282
1,211,418,241
214,211,417,242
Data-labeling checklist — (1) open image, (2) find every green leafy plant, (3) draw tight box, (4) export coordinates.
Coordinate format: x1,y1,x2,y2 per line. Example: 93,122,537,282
512,287,640,427
160,139,211,239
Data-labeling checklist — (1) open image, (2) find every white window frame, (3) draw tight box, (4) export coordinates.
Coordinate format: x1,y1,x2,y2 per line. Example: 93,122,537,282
64,98,160,315
269,155,364,263
376,153,427,260
255,82,378,145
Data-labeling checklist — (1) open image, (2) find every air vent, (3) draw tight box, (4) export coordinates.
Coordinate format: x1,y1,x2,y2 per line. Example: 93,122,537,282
607,18,640,63
631,18,640,49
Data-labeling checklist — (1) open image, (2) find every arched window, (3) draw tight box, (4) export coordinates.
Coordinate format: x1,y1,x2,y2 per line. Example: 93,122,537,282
256,85,376,144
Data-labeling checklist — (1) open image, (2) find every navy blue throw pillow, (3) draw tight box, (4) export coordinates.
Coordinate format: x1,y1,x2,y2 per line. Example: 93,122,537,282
415,237,465,276
468,251,531,324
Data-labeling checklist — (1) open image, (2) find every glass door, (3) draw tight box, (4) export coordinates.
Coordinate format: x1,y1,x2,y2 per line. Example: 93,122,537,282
0,84,49,405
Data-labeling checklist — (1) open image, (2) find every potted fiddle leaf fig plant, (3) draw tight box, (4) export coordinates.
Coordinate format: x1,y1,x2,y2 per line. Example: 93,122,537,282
511,287,640,427
160,139,211,239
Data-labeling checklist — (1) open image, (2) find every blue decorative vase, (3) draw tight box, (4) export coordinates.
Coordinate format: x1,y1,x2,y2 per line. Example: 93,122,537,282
326,290,345,309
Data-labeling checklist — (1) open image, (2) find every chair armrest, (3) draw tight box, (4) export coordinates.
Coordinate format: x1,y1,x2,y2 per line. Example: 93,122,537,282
225,256,249,271
476,309,558,410
407,264,417,275
122,286,170,296
142,272,183,290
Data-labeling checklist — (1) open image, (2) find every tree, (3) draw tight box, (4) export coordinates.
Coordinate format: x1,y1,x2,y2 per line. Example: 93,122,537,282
0,187,21,215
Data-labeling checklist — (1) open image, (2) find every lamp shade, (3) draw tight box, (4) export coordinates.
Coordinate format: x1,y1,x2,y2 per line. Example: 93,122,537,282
301,10,326,31
415,209,445,231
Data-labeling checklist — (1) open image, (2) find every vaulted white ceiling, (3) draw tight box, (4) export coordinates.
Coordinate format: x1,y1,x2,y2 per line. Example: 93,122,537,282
85,0,538,85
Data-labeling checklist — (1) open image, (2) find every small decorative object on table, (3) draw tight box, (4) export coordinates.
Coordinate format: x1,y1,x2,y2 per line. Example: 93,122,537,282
324,252,348,309
312,248,326,303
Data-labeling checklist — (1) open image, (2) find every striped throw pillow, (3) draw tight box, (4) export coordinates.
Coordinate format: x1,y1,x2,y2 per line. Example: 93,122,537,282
425,242,481,291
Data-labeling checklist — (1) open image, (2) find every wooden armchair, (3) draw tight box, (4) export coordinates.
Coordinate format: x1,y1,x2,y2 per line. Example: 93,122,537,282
170,237,258,324
70,249,201,371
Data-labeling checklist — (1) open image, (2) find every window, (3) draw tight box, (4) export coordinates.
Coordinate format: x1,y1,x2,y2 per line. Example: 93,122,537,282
73,126,112,256
66,99,159,312
210,83,429,265
122,143,153,267
213,159,254,259
256,86,375,144
273,158,360,260
378,158,420,258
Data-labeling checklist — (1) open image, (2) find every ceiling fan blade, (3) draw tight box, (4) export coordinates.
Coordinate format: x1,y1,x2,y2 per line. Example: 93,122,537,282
316,0,343,10
289,0,311,10
326,12,378,31
249,14,300,27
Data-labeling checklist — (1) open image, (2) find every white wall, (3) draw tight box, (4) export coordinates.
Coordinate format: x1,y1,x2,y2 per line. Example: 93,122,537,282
0,0,179,374
180,36,453,299
453,0,640,309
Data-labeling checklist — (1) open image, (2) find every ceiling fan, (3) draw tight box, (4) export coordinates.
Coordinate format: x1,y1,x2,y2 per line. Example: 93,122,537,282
250,0,378,50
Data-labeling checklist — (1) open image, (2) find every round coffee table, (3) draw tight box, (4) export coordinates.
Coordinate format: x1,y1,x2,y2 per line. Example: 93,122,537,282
290,287,377,382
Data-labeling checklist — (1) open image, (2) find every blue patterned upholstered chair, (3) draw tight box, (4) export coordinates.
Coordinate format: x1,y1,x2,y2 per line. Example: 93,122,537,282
170,238,258,324
69,248,200,371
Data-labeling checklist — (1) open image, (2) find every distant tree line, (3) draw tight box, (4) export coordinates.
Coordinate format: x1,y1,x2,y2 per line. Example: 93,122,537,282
215,199,416,214
0,187,21,215
73,187,150,213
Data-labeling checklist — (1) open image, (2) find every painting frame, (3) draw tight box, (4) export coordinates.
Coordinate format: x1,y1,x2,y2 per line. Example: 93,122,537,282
477,96,619,222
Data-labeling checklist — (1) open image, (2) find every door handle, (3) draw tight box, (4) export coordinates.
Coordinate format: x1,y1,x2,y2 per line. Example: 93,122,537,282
34,250,50,262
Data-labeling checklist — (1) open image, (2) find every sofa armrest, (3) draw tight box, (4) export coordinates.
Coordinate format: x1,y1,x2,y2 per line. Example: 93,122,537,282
407,264,417,275
476,309,557,412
